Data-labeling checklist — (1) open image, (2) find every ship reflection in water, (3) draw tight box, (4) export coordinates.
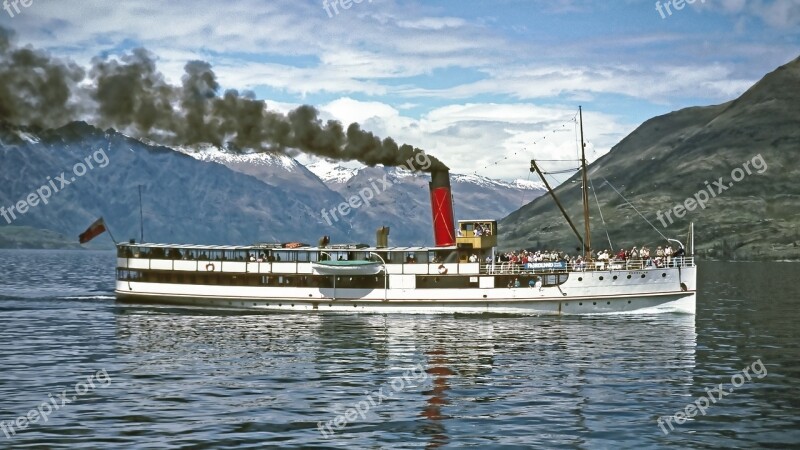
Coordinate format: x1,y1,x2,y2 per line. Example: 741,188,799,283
113,306,695,447
421,347,454,448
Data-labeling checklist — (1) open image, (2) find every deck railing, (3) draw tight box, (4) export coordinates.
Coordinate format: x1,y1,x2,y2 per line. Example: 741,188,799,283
118,256,695,276
481,257,695,275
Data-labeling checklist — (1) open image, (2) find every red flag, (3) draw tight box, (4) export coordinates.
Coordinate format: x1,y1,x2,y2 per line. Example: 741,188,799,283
79,218,107,243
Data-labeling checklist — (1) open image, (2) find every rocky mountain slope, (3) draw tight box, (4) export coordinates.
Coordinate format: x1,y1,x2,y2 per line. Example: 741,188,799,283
500,56,800,261
191,152,545,246
0,123,544,248
0,122,352,247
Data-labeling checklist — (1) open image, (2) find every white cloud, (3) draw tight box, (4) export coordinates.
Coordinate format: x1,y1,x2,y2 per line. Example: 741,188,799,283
312,98,632,181
398,63,757,104
2,0,794,182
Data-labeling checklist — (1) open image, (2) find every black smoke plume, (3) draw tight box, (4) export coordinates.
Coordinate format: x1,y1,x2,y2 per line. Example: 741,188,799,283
0,27,85,128
0,27,447,171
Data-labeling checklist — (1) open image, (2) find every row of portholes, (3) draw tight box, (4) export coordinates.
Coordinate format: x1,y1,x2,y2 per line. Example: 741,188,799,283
576,273,668,282
239,302,358,308
565,300,634,306
220,301,343,308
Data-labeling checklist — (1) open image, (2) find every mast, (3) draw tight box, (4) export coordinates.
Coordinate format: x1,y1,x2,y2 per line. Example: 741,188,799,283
579,106,592,260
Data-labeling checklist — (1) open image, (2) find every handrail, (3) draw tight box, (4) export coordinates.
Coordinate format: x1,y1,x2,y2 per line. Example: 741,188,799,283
480,257,695,275
120,256,695,276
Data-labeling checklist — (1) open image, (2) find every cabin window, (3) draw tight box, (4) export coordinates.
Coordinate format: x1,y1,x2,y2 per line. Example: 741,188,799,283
117,269,141,280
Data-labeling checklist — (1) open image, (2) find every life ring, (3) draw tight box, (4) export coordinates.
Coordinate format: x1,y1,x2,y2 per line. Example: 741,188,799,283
437,264,448,275
206,263,215,272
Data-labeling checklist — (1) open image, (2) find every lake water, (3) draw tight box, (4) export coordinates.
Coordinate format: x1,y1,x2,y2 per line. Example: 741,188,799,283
0,250,798,449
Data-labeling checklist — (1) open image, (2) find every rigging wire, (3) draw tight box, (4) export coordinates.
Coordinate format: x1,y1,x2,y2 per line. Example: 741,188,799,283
472,112,579,175
601,177,670,242
589,174,614,253
541,167,580,175
518,169,534,209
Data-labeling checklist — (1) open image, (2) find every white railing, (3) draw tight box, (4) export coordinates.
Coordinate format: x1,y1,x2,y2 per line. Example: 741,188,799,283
482,257,695,274
118,257,694,275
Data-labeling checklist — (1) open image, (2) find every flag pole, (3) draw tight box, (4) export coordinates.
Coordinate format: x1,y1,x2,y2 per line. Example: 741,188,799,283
103,217,118,244
138,185,144,243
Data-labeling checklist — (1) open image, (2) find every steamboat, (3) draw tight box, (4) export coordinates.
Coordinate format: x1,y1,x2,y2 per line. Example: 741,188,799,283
114,109,696,314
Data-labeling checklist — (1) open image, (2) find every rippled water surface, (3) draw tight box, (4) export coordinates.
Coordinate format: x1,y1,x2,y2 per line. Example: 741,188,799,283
0,250,798,449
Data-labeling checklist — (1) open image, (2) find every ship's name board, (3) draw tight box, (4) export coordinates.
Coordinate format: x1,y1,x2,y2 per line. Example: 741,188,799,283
525,262,567,270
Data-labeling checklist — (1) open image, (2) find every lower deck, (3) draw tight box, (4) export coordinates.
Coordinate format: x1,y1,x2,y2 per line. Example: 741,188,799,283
115,264,697,315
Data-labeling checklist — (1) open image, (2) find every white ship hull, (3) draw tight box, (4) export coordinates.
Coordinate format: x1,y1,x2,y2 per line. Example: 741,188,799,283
115,264,697,315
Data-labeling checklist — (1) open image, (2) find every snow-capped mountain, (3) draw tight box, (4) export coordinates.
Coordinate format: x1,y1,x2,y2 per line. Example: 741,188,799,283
179,145,327,190
0,121,352,247
304,164,546,245
0,121,545,248
179,151,545,246
306,159,358,185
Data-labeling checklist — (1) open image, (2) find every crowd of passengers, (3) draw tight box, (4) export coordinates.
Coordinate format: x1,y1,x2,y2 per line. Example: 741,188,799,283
488,244,687,270
124,243,686,269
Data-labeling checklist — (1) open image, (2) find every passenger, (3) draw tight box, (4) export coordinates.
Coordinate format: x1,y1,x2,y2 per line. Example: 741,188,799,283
674,245,686,266
469,254,478,263
665,245,673,267
514,278,521,288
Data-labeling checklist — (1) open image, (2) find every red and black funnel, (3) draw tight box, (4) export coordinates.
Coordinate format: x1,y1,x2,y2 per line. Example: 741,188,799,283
429,170,456,247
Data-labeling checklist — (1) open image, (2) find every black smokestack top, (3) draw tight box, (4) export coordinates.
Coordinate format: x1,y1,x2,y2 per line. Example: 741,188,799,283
430,170,451,188
0,27,447,172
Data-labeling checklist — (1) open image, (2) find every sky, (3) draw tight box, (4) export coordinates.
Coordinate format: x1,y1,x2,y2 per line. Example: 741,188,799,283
2,0,798,182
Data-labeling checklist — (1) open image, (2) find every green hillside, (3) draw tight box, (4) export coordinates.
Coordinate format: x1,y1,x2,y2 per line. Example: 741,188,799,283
500,57,800,261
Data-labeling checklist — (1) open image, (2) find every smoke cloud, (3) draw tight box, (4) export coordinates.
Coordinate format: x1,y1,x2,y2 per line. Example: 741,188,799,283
0,27,447,171
0,27,85,129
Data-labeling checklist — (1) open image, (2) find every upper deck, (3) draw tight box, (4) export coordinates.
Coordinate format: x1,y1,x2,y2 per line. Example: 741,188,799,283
116,242,694,276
